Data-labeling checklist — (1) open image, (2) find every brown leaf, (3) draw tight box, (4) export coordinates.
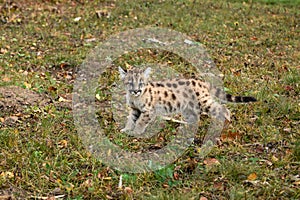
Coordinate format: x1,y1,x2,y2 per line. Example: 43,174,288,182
0,195,13,200
173,172,179,180
203,158,220,166
271,155,279,162
124,187,133,194
23,82,31,89
2,77,10,82
48,86,57,92
3,116,19,125
293,180,300,185
15,112,23,117
221,131,241,141
247,173,257,181
0,171,14,179
0,48,8,54
96,10,110,18
80,179,93,188
58,140,68,148
213,182,224,191
285,85,293,91
65,183,74,191
230,68,241,76
58,96,68,102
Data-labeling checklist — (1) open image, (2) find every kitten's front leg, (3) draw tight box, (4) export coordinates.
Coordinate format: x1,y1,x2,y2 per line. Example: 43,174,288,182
121,108,141,132
133,111,155,134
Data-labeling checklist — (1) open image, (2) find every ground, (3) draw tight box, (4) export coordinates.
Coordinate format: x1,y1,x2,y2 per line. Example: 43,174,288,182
0,0,299,199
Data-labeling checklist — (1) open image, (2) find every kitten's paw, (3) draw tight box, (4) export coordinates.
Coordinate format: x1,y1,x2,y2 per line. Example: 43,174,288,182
120,128,131,132
132,128,145,135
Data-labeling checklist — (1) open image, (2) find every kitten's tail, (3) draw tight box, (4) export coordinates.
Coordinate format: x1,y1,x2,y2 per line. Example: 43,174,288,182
211,88,257,103
224,93,257,103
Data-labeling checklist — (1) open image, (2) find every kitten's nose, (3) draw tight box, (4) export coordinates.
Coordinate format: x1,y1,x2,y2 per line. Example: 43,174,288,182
130,90,141,95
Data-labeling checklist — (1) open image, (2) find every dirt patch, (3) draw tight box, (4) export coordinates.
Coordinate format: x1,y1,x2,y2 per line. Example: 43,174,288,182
0,86,74,127
0,86,52,115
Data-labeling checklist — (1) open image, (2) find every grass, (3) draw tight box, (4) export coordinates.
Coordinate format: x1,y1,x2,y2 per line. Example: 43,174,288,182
0,0,299,199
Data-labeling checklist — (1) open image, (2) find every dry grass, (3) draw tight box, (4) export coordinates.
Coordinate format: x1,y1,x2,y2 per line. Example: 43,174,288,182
0,0,299,199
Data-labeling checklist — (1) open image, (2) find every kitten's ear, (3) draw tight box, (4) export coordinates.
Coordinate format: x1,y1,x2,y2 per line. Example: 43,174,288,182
118,66,127,80
144,67,152,79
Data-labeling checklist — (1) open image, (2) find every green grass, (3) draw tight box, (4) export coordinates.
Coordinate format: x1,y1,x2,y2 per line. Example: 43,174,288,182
0,0,299,199
228,0,300,6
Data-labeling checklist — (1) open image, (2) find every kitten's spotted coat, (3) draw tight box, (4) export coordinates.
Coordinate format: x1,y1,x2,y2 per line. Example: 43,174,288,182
119,67,256,134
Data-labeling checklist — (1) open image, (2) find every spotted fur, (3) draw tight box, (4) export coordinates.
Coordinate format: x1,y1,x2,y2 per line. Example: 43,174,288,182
119,67,256,134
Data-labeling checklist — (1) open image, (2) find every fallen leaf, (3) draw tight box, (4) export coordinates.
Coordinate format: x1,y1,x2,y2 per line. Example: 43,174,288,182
58,140,68,148
50,187,62,195
263,159,273,166
73,17,81,22
124,187,133,194
65,183,74,191
85,38,96,43
0,48,8,54
230,68,241,76
293,180,300,185
285,85,293,91
250,36,258,41
0,194,13,200
23,71,28,76
55,178,62,184
221,131,241,141
15,112,23,117
95,94,101,101
283,128,291,133
4,116,19,124
0,171,14,179
271,155,279,162
2,77,10,82
58,96,70,102
48,86,57,92
23,82,31,89
247,172,257,181
203,158,220,166
81,179,93,188
96,10,110,18
195,147,201,153
213,182,224,191
173,172,179,180
106,195,114,199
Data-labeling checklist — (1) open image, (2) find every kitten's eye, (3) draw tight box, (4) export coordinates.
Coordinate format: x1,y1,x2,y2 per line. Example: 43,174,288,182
139,83,144,87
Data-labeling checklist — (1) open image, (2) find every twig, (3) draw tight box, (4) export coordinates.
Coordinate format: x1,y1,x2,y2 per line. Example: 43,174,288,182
161,116,188,124
29,195,65,199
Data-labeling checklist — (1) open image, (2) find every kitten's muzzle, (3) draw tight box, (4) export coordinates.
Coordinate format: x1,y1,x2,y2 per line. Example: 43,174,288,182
130,89,142,96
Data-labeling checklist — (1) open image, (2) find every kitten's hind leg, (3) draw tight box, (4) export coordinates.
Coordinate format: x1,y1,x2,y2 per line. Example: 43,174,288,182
209,102,230,122
182,108,199,124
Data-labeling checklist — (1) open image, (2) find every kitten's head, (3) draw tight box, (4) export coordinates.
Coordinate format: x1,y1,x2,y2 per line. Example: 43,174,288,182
118,67,152,97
